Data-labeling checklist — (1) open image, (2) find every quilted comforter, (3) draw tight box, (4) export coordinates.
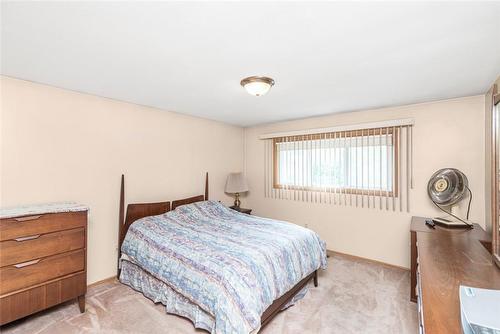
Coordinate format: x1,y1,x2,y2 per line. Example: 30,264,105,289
120,200,327,334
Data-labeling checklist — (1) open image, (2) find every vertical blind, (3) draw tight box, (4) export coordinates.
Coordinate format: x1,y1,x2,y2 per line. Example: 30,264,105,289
262,121,414,212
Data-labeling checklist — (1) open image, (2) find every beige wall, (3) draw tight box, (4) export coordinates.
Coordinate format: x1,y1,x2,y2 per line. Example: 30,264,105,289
244,95,485,268
0,75,488,275
0,76,244,284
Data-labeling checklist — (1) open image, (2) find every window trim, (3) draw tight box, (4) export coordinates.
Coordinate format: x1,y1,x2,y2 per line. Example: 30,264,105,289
272,127,400,197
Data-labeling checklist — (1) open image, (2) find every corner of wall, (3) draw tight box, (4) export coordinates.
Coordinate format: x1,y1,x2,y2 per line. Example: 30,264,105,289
243,127,248,175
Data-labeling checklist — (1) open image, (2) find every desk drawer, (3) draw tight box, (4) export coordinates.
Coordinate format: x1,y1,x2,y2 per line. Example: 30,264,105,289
0,228,85,267
0,249,85,295
0,212,86,241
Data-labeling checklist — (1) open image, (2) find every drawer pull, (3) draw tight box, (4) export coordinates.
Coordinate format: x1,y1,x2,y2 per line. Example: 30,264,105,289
14,235,41,242
13,259,41,268
14,215,42,222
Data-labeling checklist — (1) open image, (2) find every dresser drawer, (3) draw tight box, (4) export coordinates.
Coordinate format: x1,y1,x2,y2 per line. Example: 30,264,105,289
0,249,85,295
0,211,86,241
0,228,85,267
0,272,86,325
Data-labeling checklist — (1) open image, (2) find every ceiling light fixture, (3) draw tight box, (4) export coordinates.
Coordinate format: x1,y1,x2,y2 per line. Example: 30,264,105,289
240,76,275,96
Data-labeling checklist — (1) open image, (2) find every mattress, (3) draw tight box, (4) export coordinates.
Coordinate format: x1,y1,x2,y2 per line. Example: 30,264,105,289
119,200,327,334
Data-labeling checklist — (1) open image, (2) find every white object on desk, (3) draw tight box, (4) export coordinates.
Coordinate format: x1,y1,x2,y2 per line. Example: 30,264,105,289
460,285,500,334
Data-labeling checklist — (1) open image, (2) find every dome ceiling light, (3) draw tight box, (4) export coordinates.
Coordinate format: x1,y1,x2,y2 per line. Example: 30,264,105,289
240,76,275,96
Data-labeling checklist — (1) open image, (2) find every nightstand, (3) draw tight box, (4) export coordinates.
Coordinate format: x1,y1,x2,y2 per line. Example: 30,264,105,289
229,206,252,215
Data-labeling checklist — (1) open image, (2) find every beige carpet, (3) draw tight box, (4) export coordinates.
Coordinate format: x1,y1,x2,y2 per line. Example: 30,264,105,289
1,254,418,334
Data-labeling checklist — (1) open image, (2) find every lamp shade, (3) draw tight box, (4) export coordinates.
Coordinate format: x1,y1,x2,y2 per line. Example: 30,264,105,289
225,173,249,194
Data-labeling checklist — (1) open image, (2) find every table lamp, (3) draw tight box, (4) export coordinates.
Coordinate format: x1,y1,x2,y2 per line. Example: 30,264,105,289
225,172,249,208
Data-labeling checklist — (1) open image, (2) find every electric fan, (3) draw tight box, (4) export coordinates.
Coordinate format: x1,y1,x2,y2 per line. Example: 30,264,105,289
427,168,473,228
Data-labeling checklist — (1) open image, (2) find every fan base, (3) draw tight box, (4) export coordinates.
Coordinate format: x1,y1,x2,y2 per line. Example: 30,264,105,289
432,217,473,228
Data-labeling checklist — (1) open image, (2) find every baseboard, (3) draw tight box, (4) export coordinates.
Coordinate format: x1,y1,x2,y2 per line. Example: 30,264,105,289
87,275,117,288
327,250,409,272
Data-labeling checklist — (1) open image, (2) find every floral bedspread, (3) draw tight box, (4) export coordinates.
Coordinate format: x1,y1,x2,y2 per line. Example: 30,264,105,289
120,200,327,334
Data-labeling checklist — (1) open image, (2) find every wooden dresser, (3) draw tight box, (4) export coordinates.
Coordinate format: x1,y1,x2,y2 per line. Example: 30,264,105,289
410,216,500,333
0,203,88,325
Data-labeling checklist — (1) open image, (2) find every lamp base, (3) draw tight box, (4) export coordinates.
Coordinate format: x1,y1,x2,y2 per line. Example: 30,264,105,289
234,193,240,208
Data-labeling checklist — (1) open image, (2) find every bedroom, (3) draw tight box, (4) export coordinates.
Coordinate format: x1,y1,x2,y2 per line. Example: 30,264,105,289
1,1,499,333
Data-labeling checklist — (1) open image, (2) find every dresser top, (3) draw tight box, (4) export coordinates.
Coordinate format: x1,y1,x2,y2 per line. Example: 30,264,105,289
0,202,88,219
411,216,500,333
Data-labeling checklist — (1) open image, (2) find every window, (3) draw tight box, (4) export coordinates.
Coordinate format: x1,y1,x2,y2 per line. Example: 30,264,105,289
263,121,413,211
273,128,398,196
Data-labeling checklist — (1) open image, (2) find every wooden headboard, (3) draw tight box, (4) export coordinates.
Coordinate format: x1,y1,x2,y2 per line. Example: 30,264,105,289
117,172,209,275
171,195,205,210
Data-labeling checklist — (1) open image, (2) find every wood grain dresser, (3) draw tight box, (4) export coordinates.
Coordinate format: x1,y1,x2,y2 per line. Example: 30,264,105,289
0,202,88,325
410,216,500,334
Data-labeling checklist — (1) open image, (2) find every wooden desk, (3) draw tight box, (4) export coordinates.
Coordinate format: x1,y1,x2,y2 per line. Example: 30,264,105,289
410,216,500,333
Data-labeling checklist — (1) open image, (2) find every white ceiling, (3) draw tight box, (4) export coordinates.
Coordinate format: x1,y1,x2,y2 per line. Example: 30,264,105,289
2,2,500,127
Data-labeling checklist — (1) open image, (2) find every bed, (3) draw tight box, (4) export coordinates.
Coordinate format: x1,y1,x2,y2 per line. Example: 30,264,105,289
117,173,327,333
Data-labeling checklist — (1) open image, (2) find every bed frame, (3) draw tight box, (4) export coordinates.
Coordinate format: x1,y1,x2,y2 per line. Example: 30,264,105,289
117,172,318,329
